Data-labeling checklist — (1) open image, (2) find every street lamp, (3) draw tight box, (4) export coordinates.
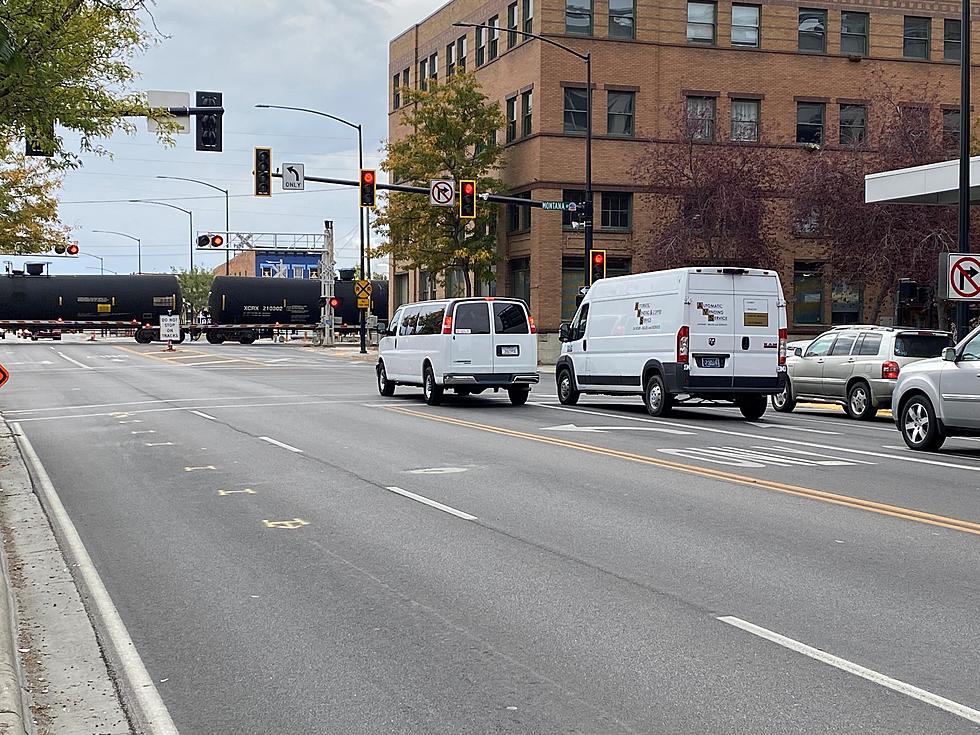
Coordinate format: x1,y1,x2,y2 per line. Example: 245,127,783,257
255,103,369,354
129,200,195,271
156,176,230,275
86,265,119,275
454,21,593,289
956,0,972,339
92,230,141,274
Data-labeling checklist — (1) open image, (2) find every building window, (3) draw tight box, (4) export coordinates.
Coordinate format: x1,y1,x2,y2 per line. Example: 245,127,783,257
904,16,930,59
445,268,467,298
566,0,593,35
419,58,428,91
508,2,519,48
488,16,499,60
509,258,531,307
796,101,825,144
607,91,635,136
731,4,760,47
476,27,486,66
428,52,438,85
943,108,961,151
840,11,869,56
506,97,517,142
394,273,409,308
561,257,585,321
564,87,588,134
945,19,961,61
839,104,867,147
402,68,410,92
687,2,716,44
832,282,863,324
393,74,401,109
794,262,825,325
446,42,456,77
419,271,438,301
508,192,532,233
730,98,760,142
523,0,533,35
795,207,821,236
456,37,467,72
686,96,716,141
601,192,632,230
562,190,588,229
521,90,533,137
609,0,635,39
798,9,827,53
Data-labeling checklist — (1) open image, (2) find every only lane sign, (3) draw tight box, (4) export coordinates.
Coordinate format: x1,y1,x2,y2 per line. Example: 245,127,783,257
948,254,980,301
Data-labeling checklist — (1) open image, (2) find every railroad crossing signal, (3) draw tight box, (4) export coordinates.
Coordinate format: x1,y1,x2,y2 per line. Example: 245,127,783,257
460,180,476,219
254,147,272,197
360,170,377,208
589,249,607,285
355,279,372,310
197,234,224,248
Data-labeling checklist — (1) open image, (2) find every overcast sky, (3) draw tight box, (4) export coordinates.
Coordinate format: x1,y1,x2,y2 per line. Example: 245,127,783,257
25,0,445,277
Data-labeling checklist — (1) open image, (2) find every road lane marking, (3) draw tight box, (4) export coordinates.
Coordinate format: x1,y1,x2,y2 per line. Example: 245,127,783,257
55,351,93,370
262,518,309,529
408,467,469,475
12,425,179,734
746,422,841,435
259,436,303,453
219,488,256,496
190,410,218,421
130,430,156,435
659,446,869,468
542,423,695,436
388,407,980,538
144,442,174,447
386,486,477,521
184,466,216,472
718,616,980,725
2,393,353,415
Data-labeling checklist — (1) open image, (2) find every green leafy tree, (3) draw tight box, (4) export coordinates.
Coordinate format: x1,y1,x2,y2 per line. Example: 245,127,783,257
173,267,215,315
0,0,175,165
373,73,505,297
0,137,68,253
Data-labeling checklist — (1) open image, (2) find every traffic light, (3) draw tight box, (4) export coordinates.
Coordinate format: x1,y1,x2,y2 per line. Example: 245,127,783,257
460,180,476,219
52,243,66,255
211,234,224,248
360,169,377,208
197,235,210,248
195,91,223,152
197,234,225,248
254,147,272,197
66,242,79,256
589,249,606,285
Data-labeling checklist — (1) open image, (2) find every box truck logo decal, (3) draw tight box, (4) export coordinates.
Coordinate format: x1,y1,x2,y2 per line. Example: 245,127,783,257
696,302,728,325
632,302,662,332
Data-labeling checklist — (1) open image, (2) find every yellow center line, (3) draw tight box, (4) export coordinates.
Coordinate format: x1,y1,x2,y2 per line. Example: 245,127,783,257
386,406,980,539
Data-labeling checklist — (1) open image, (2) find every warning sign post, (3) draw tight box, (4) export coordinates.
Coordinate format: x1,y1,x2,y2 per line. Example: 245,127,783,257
946,254,980,301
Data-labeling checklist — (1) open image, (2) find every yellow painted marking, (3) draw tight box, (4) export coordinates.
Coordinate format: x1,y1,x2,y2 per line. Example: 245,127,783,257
796,402,893,418
262,518,309,529
219,488,256,496
387,407,980,539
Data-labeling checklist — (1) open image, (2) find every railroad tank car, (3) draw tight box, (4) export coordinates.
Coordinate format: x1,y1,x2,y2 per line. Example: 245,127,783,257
208,276,320,326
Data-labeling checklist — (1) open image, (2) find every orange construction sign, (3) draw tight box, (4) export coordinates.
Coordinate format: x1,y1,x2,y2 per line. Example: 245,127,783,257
0,363,8,390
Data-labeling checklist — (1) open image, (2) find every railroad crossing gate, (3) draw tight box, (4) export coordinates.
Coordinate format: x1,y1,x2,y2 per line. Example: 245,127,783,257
0,363,8,390
355,279,372,310
946,254,980,301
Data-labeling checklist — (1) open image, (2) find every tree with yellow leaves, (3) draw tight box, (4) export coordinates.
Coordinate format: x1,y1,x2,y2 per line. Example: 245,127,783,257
0,138,68,254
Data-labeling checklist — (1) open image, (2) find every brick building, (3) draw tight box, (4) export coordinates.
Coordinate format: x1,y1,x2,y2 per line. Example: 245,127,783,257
389,0,974,341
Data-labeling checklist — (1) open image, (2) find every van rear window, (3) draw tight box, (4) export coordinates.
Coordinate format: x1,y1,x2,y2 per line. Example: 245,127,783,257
894,334,953,358
454,303,491,334
493,302,529,334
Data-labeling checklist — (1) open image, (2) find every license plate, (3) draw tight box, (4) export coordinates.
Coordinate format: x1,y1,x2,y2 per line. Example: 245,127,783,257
500,345,520,357
702,357,721,368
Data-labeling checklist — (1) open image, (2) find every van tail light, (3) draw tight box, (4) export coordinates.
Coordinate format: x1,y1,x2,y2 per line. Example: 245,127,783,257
442,314,453,334
778,328,788,366
528,315,537,334
882,361,900,380
677,325,690,364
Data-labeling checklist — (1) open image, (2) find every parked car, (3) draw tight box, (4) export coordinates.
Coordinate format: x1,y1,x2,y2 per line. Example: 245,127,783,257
893,326,980,450
772,326,954,420
31,328,62,341
786,339,812,359
556,267,788,420
377,298,539,406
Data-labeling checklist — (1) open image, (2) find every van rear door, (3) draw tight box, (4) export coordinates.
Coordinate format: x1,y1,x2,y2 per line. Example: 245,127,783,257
492,301,536,375
687,272,737,389
450,301,494,375
731,273,782,389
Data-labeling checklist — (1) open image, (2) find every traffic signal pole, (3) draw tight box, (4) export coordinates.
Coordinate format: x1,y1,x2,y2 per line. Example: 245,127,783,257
957,0,972,340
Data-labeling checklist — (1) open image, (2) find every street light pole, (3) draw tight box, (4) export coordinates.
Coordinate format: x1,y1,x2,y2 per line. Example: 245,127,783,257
80,253,105,274
454,22,594,288
92,230,141,274
129,200,194,271
957,0,972,340
156,176,230,275
255,103,369,354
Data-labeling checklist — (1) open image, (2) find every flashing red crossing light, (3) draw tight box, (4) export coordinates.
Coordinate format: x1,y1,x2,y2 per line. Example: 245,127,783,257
329,296,340,309
66,243,79,256
211,234,225,248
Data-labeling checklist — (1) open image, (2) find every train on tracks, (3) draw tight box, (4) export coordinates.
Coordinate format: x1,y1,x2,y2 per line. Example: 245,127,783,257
0,269,388,345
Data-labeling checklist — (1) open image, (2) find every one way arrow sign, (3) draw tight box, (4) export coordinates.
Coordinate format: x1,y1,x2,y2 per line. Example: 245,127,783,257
282,163,305,191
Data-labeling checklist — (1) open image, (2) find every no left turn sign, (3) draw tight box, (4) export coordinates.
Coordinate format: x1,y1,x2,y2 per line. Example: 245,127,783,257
948,254,980,300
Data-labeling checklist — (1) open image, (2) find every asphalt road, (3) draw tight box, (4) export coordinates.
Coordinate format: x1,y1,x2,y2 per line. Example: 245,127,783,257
1,338,978,734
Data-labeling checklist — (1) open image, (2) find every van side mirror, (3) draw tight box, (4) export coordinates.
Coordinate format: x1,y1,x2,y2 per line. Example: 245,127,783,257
558,322,572,342
376,321,388,334
942,347,957,362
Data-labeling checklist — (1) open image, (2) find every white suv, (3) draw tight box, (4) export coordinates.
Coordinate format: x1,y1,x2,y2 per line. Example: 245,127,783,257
893,326,980,451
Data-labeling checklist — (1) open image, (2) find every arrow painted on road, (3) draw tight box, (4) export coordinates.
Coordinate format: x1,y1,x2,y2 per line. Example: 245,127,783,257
541,423,695,436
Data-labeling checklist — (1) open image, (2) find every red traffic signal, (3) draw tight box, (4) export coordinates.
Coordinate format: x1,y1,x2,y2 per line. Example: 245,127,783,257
460,179,476,219
66,243,79,256
589,249,607,285
592,252,604,265
360,169,377,208
211,234,225,248
329,296,340,309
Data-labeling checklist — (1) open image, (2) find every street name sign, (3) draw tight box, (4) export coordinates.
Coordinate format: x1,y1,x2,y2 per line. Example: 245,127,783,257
160,315,181,341
429,180,455,207
541,201,577,211
947,254,980,301
282,163,305,191
146,91,191,134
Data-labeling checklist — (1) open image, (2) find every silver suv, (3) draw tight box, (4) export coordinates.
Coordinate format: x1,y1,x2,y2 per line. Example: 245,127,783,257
772,326,954,420
894,326,980,451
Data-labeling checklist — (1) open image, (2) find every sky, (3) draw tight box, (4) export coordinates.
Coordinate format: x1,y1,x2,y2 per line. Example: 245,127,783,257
20,0,446,277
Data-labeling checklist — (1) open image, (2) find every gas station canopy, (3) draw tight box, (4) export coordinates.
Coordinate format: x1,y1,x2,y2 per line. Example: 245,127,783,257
865,156,980,205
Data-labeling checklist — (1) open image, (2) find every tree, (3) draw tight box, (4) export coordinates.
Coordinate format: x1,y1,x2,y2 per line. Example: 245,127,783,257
0,0,175,165
173,267,214,316
373,73,506,297
0,137,68,253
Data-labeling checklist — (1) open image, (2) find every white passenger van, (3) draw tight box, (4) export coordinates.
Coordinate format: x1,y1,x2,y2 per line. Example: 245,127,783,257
556,267,788,419
377,298,539,406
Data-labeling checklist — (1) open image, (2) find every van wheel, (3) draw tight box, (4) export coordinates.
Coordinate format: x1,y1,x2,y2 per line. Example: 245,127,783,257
644,374,672,417
737,395,768,421
377,362,396,397
846,382,877,420
900,396,946,451
771,381,796,412
557,369,580,406
508,388,530,406
423,367,443,406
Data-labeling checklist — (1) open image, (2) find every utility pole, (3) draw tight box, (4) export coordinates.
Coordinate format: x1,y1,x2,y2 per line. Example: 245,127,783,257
957,0,973,339
321,221,336,347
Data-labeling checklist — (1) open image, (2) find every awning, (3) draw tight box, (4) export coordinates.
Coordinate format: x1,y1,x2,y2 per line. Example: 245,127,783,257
865,156,980,205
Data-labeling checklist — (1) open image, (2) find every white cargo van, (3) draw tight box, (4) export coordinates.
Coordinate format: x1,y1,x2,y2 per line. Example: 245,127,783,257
377,298,539,406
556,267,788,419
